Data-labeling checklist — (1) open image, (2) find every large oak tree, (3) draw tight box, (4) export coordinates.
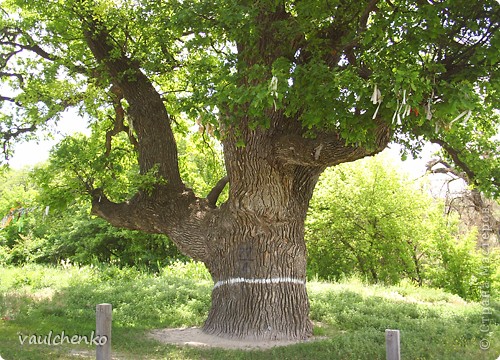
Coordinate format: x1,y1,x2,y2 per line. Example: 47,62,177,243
1,0,499,339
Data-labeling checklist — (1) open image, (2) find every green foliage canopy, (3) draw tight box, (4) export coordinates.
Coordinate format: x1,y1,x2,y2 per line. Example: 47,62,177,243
0,0,498,197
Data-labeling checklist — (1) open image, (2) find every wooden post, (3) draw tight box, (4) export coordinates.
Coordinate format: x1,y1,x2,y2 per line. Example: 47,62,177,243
386,329,401,360
96,303,112,360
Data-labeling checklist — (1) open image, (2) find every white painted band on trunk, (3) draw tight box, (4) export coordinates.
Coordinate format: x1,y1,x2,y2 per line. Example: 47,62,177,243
213,277,305,289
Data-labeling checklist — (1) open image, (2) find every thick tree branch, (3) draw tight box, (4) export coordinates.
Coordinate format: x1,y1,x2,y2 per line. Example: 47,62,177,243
430,138,477,185
359,0,380,32
78,7,216,260
81,14,183,189
90,188,211,262
206,176,228,208
274,122,391,167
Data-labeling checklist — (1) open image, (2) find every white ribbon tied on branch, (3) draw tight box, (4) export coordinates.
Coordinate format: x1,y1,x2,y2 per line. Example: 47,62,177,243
371,84,382,120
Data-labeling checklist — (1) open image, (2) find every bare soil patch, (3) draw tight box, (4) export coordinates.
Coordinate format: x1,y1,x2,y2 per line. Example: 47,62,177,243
148,327,322,350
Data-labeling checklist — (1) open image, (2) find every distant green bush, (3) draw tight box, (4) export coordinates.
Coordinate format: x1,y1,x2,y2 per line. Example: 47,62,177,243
0,168,186,270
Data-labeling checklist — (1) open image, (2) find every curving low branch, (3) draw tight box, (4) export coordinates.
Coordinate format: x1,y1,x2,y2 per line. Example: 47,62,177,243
90,187,213,262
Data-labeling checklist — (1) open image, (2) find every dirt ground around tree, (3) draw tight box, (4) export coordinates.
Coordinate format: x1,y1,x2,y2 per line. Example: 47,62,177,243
148,327,322,350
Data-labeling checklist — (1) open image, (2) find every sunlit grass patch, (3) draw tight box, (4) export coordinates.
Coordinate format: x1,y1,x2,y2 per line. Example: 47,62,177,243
0,264,498,360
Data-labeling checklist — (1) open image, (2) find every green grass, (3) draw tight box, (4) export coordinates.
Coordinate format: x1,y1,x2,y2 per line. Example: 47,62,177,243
0,263,498,359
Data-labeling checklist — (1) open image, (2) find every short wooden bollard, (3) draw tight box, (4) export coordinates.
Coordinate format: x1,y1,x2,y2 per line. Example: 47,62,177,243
386,329,401,360
96,303,112,360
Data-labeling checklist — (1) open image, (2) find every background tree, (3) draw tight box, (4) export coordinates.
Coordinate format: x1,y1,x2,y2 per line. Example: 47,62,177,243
0,0,498,339
306,152,498,300
426,157,500,245
306,154,434,285
0,167,42,263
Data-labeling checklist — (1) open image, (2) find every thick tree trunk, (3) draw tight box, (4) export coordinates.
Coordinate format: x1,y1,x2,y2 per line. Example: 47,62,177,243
199,123,322,339
90,118,389,340
202,201,314,339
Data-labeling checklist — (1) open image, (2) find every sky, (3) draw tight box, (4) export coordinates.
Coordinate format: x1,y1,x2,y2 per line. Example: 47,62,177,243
385,142,467,197
8,109,90,169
